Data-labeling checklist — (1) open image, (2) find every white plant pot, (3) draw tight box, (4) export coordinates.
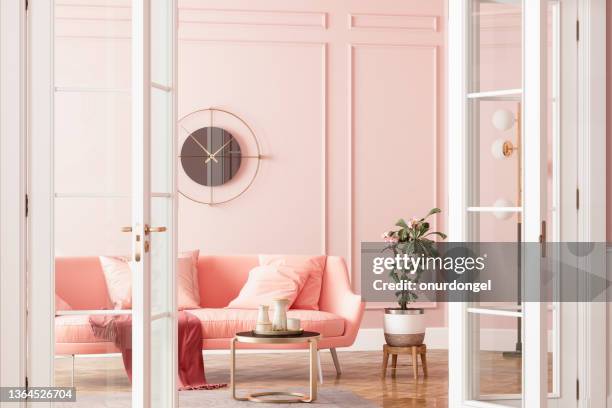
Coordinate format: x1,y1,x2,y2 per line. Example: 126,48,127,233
383,308,425,347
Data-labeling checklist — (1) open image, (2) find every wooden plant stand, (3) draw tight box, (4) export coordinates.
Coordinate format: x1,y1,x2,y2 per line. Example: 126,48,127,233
382,344,428,380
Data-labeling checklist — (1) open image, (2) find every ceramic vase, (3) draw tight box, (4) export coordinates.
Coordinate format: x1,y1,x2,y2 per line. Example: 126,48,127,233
272,298,289,331
257,305,270,324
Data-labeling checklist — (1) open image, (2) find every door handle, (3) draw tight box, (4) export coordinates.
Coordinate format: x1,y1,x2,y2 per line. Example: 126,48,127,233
145,225,167,234
122,225,167,233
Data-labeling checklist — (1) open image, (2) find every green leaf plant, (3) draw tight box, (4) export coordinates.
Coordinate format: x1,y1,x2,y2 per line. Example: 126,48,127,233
381,208,447,310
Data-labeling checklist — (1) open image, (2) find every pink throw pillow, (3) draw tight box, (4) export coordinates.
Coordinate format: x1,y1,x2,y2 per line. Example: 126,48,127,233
99,251,201,310
181,250,200,304
259,255,326,310
177,256,200,310
99,256,132,309
227,265,310,309
55,294,71,312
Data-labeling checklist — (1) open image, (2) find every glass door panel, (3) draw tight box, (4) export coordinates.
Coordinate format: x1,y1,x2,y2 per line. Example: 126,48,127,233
53,1,133,404
470,0,523,94
449,0,554,406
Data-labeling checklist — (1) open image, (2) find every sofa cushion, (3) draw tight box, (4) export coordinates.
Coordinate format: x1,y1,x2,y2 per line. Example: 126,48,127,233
226,265,310,309
259,255,326,311
56,315,110,344
55,294,71,313
188,308,345,339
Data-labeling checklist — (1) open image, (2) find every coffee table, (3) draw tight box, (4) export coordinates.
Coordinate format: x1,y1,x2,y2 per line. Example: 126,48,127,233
230,331,321,403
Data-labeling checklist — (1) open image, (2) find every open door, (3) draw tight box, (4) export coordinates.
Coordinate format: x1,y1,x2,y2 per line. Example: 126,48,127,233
130,0,178,406
448,0,577,407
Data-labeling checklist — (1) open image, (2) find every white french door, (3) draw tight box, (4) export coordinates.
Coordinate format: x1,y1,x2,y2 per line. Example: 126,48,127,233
131,1,178,407
28,0,178,407
448,0,577,407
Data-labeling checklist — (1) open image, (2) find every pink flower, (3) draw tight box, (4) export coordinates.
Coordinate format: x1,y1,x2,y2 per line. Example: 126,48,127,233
409,217,420,228
382,232,399,243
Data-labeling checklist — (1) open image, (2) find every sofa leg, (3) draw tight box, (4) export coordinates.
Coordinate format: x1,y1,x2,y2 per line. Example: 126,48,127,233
71,354,75,387
330,348,342,376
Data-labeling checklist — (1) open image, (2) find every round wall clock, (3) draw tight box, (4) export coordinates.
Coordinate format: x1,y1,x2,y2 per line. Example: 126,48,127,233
178,108,261,205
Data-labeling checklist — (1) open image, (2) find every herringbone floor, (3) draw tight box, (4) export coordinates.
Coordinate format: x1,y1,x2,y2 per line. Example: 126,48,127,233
55,349,550,407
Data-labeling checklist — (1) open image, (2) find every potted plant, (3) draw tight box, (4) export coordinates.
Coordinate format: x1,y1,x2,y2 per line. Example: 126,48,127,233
381,208,446,347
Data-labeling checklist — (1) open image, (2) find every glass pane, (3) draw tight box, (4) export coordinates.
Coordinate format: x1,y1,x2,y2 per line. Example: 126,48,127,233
469,312,523,400
151,87,172,194
470,0,523,93
151,197,172,315
53,0,132,404
151,317,173,406
150,1,175,407
151,0,172,87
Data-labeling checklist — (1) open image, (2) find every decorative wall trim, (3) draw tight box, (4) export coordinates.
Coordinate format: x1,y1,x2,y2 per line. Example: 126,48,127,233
347,43,439,278
348,13,438,32
179,8,327,29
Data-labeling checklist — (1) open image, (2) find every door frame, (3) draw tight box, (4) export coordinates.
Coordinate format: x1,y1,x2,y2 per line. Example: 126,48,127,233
575,1,607,407
0,0,28,403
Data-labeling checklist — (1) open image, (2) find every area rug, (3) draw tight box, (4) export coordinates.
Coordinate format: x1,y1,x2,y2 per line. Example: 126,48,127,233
55,387,378,407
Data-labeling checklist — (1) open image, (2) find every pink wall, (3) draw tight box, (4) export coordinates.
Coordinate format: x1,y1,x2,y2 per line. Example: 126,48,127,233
174,0,447,329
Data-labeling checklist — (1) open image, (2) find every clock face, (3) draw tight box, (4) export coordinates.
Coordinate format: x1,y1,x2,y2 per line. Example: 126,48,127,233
180,126,242,187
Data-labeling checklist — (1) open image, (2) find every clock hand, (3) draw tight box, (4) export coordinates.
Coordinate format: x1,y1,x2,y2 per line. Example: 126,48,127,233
188,134,218,163
205,139,233,163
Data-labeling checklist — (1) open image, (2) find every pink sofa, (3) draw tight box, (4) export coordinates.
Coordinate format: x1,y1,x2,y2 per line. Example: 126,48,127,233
55,255,364,374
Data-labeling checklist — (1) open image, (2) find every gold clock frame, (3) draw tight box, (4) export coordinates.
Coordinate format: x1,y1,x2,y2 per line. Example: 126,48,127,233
178,107,262,205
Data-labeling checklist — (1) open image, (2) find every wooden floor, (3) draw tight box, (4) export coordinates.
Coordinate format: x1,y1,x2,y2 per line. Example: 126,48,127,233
55,349,548,407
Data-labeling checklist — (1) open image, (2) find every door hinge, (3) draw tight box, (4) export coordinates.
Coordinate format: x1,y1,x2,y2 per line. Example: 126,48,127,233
25,194,29,217
576,379,579,400
576,20,580,41
576,188,580,210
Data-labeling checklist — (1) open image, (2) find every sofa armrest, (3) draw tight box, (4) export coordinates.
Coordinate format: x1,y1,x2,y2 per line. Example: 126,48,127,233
318,256,365,343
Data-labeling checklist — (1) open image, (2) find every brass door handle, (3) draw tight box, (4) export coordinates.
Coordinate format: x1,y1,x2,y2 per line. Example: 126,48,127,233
122,226,167,233
145,225,167,234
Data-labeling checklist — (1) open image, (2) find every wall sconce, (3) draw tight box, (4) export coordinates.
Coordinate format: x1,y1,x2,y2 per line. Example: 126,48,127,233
491,138,518,159
491,104,521,222
491,108,519,160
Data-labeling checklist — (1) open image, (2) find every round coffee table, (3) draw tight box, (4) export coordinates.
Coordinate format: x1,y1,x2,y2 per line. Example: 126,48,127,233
230,331,321,403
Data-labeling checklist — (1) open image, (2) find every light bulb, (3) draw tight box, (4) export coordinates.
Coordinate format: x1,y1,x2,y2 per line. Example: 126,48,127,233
492,109,515,131
493,198,514,220
491,138,507,160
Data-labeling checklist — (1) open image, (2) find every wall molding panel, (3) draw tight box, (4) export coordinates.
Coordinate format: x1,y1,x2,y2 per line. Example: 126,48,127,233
349,13,438,32
179,8,327,29
347,43,440,280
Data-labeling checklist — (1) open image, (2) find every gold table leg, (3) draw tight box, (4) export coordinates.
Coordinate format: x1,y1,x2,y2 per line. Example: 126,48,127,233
231,337,248,401
231,337,318,403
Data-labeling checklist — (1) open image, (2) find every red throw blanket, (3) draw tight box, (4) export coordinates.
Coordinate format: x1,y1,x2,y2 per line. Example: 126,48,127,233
90,311,226,390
